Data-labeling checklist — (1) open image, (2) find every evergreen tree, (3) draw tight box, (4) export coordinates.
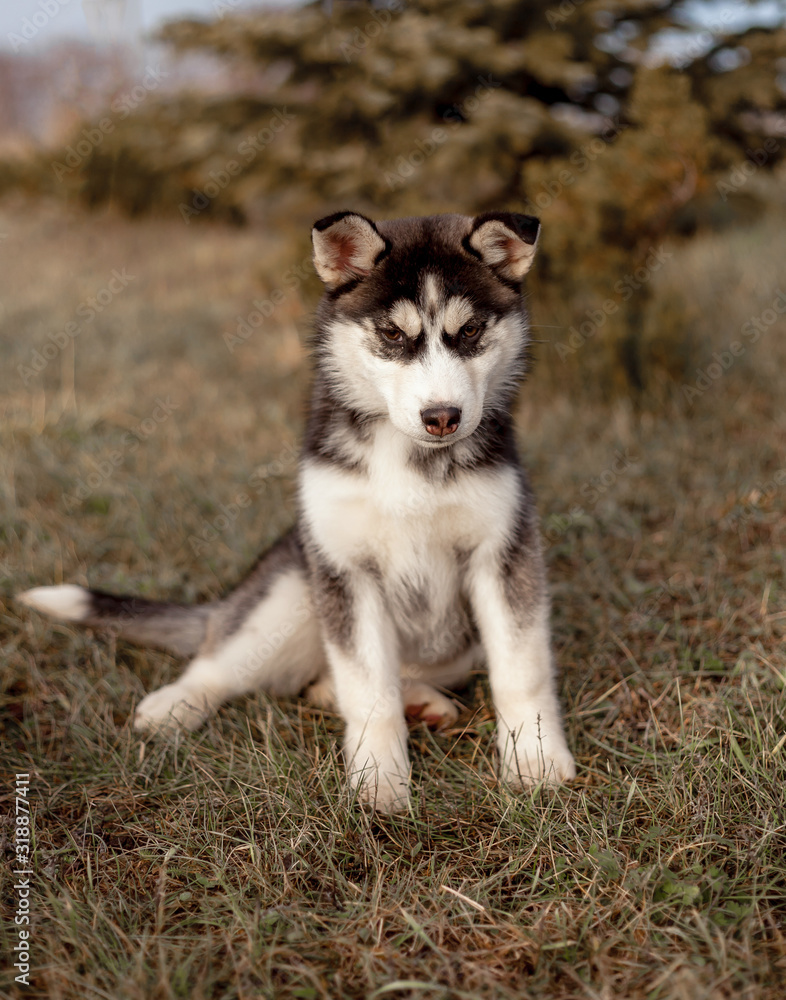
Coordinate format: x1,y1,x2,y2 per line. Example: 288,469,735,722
24,0,786,392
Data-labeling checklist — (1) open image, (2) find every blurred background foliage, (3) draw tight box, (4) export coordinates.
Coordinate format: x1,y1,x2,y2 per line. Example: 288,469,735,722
3,0,785,397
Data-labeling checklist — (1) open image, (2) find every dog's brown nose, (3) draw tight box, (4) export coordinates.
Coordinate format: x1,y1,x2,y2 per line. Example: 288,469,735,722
421,406,461,437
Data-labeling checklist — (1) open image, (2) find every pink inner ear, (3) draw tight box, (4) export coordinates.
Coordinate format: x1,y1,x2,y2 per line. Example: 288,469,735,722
331,234,367,277
498,235,523,264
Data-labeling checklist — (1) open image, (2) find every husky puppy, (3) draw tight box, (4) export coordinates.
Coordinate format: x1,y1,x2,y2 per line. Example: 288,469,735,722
19,211,576,812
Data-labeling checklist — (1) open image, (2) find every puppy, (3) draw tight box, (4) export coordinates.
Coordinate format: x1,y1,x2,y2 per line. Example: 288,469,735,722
20,211,576,811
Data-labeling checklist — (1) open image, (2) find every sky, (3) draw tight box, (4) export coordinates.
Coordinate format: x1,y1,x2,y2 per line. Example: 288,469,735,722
1,0,289,52
1,0,784,54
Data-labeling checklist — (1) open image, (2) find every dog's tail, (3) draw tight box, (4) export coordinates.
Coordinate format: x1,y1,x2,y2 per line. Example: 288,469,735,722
17,585,212,657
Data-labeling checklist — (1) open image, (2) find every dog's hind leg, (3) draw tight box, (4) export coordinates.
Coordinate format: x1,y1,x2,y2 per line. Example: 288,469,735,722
20,527,327,732
134,565,325,732
400,646,479,728
305,674,460,730
402,682,459,729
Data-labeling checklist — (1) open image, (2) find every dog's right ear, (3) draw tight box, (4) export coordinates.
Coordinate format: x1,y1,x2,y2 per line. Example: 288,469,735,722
312,212,389,290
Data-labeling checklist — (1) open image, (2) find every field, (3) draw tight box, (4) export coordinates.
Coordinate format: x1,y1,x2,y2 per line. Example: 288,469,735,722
1,196,785,999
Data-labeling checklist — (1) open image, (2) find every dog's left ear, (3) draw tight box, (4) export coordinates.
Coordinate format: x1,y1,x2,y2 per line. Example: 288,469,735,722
465,212,540,282
312,211,389,289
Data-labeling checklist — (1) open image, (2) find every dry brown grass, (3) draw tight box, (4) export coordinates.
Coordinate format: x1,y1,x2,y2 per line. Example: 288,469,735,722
1,197,785,999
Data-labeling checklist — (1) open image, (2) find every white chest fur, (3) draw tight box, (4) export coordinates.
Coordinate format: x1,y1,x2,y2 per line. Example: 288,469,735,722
299,423,519,574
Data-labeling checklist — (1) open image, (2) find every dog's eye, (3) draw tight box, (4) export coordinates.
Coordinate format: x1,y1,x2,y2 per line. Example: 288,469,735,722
460,323,481,341
381,327,404,343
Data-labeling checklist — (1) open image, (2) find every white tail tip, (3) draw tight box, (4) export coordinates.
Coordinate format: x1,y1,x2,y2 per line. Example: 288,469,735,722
17,585,91,621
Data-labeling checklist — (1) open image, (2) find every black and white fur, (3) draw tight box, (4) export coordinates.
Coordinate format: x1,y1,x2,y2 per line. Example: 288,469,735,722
19,211,576,812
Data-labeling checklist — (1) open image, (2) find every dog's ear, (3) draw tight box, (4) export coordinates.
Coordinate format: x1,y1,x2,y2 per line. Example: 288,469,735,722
312,211,389,289
465,212,540,282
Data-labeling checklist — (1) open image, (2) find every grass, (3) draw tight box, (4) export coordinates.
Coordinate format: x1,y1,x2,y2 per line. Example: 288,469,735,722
1,195,785,998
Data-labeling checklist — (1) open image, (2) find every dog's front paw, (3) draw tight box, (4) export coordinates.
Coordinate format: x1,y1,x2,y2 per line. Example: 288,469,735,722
498,720,576,788
345,721,411,813
134,683,214,732
355,771,411,814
